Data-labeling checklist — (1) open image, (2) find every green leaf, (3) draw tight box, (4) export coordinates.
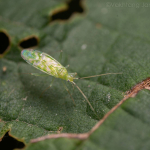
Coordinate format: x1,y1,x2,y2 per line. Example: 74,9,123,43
1,0,150,149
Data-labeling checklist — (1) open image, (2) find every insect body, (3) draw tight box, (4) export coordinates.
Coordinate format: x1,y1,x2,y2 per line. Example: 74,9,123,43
21,49,74,81
21,49,121,117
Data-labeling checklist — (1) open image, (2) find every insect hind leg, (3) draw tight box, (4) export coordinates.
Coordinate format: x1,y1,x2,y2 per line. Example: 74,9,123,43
71,81,99,119
40,77,55,97
59,50,63,62
31,73,49,76
61,80,76,106
65,65,69,68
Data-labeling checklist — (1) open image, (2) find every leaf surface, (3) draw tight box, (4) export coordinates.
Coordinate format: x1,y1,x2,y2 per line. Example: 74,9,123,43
0,0,150,149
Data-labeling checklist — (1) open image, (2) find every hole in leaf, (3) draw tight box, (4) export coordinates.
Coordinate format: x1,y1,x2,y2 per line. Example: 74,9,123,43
0,31,10,55
50,0,84,23
19,36,39,49
0,132,25,150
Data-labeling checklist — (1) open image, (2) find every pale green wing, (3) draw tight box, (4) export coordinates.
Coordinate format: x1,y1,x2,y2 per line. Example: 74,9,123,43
21,49,67,78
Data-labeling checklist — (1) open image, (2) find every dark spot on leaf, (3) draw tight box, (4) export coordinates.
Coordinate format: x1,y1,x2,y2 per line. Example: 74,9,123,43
50,0,84,23
0,31,10,55
19,36,39,49
0,132,25,150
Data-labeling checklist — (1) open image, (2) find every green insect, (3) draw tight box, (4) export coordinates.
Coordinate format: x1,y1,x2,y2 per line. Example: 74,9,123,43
21,49,120,116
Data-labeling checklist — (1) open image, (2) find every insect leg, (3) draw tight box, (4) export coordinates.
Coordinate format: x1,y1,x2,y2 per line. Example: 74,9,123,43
69,73,77,78
61,80,76,106
71,81,99,119
18,73,49,76
59,50,63,62
40,77,55,97
31,73,49,76
65,65,69,68
70,81,75,101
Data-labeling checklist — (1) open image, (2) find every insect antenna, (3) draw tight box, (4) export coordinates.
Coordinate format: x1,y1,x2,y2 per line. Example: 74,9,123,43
75,72,122,79
71,81,99,119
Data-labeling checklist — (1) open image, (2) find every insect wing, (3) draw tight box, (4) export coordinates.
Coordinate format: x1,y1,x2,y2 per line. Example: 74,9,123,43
21,49,65,77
